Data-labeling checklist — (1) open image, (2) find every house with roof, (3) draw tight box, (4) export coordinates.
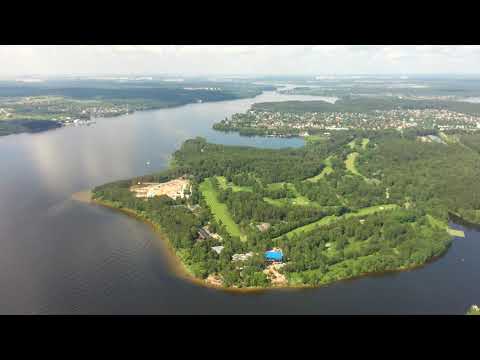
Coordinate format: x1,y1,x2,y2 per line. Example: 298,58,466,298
264,249,283,263
197,228,210,241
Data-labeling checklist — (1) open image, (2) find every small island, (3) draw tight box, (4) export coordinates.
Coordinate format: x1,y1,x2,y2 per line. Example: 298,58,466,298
89,126,480,289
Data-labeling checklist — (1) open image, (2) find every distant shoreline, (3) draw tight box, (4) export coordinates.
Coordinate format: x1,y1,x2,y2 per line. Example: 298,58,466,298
0,90,267,138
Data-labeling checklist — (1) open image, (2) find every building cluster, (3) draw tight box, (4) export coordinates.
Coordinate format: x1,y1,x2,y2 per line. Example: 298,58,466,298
220,108,480,134
0,96,133,124
197,225,223,242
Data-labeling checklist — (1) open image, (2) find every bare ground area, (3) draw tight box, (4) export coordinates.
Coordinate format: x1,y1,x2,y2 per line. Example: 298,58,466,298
71,190,92,203
205,274,224,287
130,178,190,200
264,264,287,286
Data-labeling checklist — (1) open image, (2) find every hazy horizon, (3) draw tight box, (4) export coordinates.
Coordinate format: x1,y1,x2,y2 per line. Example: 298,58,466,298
2,45,480,78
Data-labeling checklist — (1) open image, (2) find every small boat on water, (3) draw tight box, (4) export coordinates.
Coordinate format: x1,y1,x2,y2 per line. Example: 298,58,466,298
146,161,151,166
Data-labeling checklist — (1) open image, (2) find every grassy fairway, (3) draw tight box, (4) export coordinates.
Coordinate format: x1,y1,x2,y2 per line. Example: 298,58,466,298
345,152,361,176
199,178,244,240
306,156,334,182
264,196,321,208
266,182,288,191
265,182,315,207
278,204,398,240
361,138,370,150
345,152,380,184
216,176,253,192
216,176,228,189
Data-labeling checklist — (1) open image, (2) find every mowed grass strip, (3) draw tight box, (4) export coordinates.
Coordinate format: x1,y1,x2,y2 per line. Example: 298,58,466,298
306,156,334,182
277,204,398,240
263,196,322,208
199,178,244,239
345,152,361,176
345,152,380,185
361,138,370,150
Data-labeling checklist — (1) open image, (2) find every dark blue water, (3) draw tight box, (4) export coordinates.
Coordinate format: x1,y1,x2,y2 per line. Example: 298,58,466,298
0,90,478,314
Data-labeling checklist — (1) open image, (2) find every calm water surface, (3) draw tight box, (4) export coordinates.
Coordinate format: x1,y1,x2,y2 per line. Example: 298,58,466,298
0,90,478,314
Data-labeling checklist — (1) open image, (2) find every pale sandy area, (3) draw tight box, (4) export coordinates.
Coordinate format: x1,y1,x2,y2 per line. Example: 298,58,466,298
130,178,190,200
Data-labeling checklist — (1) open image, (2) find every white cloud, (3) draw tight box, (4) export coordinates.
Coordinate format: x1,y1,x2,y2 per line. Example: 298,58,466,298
0,45,480,77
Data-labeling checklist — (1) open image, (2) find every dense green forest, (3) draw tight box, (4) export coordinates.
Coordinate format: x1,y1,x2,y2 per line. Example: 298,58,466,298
0,79,273,103
358,131,480,223
91,131,478,288
0,119,62,136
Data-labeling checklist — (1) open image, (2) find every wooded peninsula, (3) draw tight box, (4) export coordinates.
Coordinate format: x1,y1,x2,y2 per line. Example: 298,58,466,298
90,126,480,289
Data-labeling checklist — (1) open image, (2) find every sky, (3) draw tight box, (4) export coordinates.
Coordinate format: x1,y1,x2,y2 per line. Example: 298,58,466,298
1,45,480,78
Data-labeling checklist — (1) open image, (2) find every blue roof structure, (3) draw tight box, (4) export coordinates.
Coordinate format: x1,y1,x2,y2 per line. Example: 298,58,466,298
264,250,283,261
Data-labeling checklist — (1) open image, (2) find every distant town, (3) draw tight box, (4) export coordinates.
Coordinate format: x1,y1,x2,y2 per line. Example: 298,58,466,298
214,108,480,137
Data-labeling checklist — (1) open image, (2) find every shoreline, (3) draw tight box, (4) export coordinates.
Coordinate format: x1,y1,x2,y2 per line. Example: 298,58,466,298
72,189,456,294
1,91,268,139
72,190,275,293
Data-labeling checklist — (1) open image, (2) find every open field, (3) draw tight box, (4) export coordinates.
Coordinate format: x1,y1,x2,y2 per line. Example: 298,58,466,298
278,204,398,239
199,178,244,240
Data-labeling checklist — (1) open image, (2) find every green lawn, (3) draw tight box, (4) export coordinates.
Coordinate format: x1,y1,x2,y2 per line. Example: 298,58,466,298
199,178,244,240
278,204,398,239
